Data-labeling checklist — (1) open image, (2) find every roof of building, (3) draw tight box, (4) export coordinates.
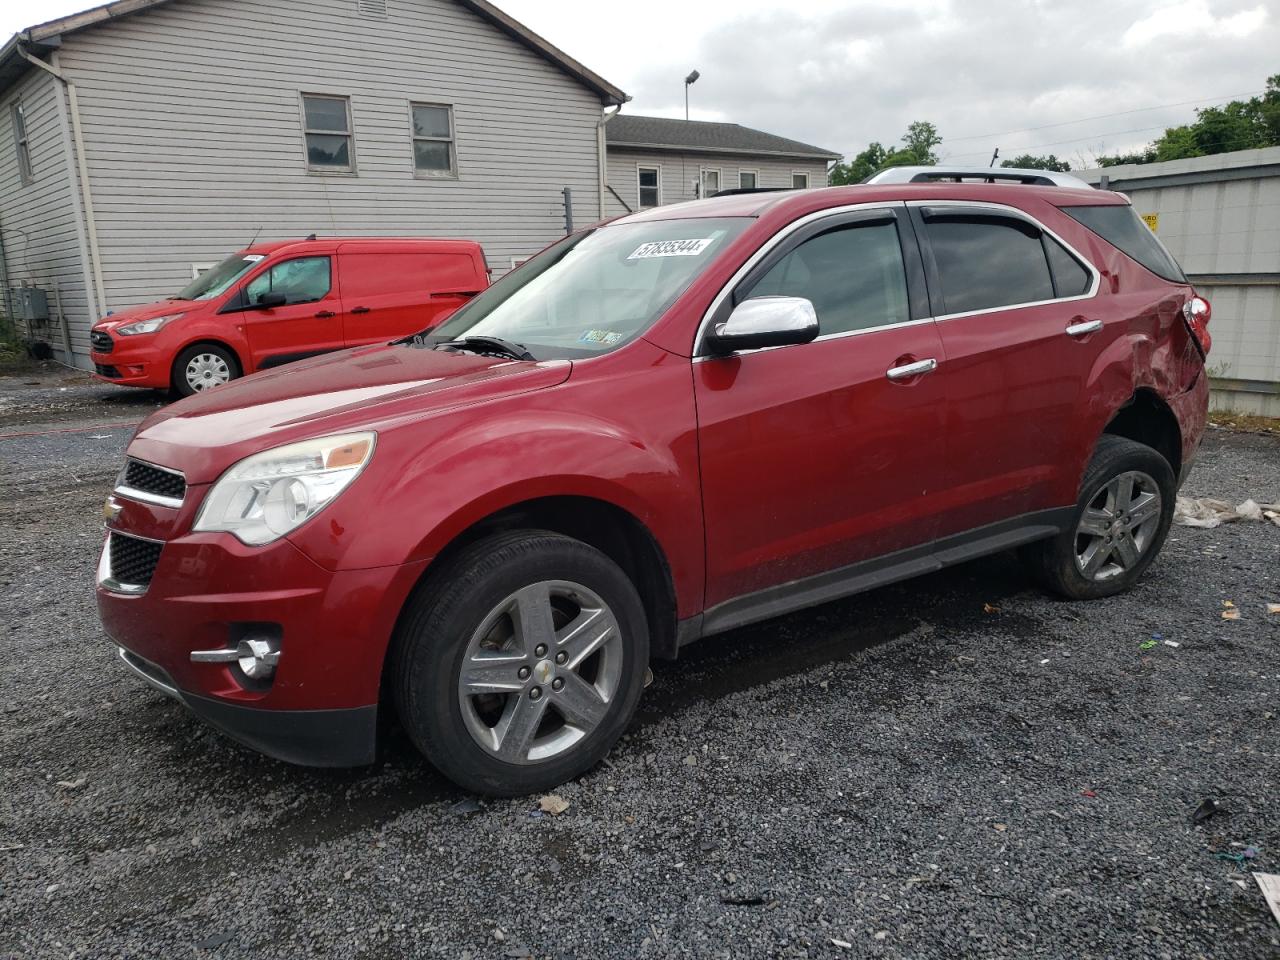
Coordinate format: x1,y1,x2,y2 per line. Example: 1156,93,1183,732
606,115,841,162
0,0,628,104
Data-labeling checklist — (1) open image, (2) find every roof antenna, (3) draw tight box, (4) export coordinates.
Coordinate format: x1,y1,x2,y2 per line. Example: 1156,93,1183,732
246,225,263,249
306,233,317,241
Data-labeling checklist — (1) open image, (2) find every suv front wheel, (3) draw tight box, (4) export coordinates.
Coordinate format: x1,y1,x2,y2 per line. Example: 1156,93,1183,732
1023,434,1177,600
393,530,650,796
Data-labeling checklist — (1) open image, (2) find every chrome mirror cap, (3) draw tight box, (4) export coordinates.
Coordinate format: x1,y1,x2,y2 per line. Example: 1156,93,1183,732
707,296,819,354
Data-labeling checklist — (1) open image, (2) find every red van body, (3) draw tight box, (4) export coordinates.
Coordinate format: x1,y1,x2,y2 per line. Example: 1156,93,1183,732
89,237,489,394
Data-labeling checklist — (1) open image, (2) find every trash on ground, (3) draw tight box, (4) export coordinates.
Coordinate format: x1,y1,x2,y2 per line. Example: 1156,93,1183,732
1222,609,1241,621
1139,638,1159,650
1175,496,1280,529
450,798,482,816
1267,603,1280,615
1192,798,1227,824
983,603,1000,614
721,891,769,906
56,778,86,790
538,794,570,816
1216,845,1261,868
830,938,852,949
1081,789,1098,798
1254,873,1280,929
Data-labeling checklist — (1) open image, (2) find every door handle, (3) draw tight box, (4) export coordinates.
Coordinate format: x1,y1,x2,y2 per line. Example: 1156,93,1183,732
886,358,938,382
350,306,371,315
314,310,336,319
1066,319,1103,337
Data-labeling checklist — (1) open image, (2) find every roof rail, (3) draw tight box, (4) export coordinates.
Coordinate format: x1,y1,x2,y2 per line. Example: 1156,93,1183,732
864,166,1094,190
709,187,793,198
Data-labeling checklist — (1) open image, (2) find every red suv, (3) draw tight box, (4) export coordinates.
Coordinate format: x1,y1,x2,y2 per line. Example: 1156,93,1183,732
89,237,489,396
97,169,1210,795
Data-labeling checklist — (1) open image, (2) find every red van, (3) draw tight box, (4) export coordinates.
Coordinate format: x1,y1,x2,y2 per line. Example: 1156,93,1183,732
89,237,489,396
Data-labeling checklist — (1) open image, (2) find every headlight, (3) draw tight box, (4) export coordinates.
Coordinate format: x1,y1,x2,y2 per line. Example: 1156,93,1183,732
193,433,376,546
117,313,184,336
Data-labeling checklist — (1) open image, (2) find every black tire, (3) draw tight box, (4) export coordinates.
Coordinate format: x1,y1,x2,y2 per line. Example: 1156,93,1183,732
1022,434,1177,600
170,343,241,398
392,530,650,796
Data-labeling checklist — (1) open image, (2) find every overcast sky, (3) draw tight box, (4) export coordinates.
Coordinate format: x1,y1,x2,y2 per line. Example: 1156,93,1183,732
3,0,1276,167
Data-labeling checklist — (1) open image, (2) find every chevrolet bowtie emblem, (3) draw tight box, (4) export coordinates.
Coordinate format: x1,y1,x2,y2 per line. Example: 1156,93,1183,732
103,495,123,522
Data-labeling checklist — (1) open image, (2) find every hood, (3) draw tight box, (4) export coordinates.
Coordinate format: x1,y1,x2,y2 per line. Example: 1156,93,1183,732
93,299,198,330
128,343,572,483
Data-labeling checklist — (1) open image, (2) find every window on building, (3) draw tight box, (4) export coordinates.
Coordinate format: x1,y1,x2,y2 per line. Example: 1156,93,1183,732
245,257,332,305
12,102,32,184
739,170,758,190
638,166,661,208
700,168,721,197
302,95,353,171
923,215,1055,315
792,172,810,189
746,221,909,336
411,103,456,176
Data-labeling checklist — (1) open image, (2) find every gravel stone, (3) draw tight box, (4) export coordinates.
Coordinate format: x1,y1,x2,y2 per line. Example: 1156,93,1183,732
1,371,1278,958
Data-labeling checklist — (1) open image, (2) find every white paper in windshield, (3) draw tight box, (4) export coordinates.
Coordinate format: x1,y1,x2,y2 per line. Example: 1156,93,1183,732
243,254,265,262
627,238,715,260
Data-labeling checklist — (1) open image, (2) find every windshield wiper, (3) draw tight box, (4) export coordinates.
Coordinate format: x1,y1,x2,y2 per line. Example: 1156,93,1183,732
437,336,536,362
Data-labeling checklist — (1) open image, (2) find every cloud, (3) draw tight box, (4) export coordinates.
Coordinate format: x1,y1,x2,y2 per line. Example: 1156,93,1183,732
1123,1,1268,47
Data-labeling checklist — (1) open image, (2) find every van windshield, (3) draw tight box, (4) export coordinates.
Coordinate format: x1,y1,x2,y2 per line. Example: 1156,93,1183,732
424,217,751,359
174,253,266,300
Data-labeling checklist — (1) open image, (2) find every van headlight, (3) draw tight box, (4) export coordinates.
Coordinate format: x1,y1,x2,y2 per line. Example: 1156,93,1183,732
194,433,376,545
117,313,184,336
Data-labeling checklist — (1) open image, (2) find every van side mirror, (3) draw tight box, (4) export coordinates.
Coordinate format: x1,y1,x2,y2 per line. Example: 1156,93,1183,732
705,296,819,354
254,291,288,309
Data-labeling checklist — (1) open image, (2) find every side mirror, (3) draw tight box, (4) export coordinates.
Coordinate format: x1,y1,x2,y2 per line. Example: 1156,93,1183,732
254,291,288,309
706,296,819,354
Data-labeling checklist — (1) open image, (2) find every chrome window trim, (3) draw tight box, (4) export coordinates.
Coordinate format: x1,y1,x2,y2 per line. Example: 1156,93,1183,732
117,647,182,700
906,199,1101,321
692,198,1102,359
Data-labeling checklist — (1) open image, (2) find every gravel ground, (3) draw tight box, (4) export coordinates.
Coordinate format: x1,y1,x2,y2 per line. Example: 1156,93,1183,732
1,373,1278,960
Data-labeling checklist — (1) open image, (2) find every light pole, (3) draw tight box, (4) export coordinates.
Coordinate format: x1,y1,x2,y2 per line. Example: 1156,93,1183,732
685,70,700,121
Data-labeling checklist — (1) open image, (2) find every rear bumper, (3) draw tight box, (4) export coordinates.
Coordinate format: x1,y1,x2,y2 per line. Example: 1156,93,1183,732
1170,368,1210,489
116,646,377,766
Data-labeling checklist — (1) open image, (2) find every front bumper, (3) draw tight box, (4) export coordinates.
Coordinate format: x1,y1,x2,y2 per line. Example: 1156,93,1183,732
99,521,428,767
90,340,167,388
117,646,378,766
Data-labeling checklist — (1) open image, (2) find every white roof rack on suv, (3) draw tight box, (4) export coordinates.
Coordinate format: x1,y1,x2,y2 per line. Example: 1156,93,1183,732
864,166,1094,190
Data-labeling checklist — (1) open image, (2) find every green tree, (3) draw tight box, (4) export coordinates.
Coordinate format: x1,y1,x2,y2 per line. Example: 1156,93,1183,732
829,121,942,184
1099,74,1280,166
1001,153,1071,171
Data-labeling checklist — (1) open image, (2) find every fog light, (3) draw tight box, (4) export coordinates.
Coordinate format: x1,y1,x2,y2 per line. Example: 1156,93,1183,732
237,638,281,680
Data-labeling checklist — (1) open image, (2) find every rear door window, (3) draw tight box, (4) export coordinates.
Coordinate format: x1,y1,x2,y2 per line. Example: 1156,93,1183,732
745,221,910,335
922,213,1054,315
1044,236,1092,297
1061,204,1186,283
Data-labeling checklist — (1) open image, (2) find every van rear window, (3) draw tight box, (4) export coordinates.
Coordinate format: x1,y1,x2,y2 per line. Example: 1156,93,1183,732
1061,205,1186,284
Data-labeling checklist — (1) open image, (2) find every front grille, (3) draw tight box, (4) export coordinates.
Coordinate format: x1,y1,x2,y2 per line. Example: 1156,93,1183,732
95,364,121,378
91,330,113,354
119,459,186,504
109,532,163,587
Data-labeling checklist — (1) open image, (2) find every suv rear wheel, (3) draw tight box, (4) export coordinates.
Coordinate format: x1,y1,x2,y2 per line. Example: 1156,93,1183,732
1022,435,1176,600
392,530,649,796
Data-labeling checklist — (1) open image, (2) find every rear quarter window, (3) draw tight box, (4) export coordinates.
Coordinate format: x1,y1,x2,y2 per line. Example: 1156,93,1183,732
1061,204,1187,283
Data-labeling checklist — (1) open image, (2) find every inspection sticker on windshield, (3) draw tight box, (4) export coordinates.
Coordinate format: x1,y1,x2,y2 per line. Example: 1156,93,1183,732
579,329,623,345
628,238,716,260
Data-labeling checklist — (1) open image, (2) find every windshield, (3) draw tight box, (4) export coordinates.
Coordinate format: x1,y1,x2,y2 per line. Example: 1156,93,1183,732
426,217,751,359
174,252,266,300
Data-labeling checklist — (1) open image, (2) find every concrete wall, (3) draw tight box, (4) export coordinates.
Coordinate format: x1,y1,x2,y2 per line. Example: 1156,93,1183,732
1080,147,1280,416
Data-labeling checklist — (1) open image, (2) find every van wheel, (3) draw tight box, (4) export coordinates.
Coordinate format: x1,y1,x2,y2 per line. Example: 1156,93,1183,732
172,344,240,398
1022,435,1176,600
392,531,649,796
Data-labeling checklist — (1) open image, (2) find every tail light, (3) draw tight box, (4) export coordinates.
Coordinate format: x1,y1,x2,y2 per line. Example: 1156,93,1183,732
1182,294,1211,358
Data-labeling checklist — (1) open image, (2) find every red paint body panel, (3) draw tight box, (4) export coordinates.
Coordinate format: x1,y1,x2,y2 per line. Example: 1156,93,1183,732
88,237,488,390
98,182,1209,759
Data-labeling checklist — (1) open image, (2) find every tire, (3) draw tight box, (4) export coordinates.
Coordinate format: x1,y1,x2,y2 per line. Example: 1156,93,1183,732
392,530,650,796
1022,434,1176,600
171,343,241,398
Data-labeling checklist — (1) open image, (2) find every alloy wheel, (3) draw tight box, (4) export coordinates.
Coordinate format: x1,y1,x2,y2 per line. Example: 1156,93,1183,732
186,353,231,392
1074,470,1162,581
457,580,623,764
